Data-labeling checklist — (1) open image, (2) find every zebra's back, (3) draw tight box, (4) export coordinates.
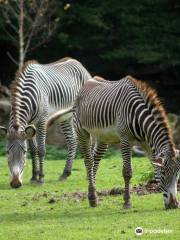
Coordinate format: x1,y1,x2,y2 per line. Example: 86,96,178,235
10,57,91,126
76,76,133,129
28,58,91,108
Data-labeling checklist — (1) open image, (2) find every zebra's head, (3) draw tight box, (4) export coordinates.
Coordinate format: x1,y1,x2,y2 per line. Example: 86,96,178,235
153,149,180,209
0,125,36,188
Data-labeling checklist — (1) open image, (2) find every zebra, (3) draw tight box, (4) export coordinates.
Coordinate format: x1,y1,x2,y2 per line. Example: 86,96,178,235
73,76,160,182
0,57,91,188
73,75,180,209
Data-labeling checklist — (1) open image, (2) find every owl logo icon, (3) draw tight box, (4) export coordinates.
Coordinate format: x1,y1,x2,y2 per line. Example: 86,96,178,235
135,227,143,236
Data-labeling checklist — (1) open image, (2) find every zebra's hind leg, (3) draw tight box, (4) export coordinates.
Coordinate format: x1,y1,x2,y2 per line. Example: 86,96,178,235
121,139,132,209
58,119,77,181
93,142,108,179
29,138,39,183
78,129,98,207
36,122,47,184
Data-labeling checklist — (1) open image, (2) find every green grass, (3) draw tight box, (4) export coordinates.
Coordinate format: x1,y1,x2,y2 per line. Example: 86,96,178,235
0,147,179,240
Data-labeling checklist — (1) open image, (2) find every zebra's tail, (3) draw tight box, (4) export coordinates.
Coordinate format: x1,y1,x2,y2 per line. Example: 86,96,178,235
47,107,74,128
132,146,146,156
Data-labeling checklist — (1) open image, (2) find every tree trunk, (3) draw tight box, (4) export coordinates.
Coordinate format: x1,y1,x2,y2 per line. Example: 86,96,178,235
19,0,24,70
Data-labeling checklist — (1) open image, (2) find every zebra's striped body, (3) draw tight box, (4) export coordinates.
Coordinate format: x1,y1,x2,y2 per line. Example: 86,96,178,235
0,57,91,188
74,76,180,209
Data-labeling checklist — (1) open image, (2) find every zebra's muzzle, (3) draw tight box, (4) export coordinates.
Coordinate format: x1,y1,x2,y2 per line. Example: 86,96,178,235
10,175,22,188
165,193,180,209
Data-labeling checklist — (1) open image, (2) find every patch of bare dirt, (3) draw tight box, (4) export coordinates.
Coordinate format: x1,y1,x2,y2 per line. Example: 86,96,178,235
31,182,180,203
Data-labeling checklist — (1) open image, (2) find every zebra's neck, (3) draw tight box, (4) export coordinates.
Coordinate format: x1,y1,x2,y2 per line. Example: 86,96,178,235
126,76,175,156
134,101,175,157
133,103,175,156
10,70,39,130
148,121,175,156
9,102,36,130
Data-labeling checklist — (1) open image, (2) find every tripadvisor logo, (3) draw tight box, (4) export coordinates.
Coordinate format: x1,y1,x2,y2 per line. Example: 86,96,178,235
135,227,143,236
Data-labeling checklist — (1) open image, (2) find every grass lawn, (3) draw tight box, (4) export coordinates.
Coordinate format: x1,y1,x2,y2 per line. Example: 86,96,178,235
0,147,179,240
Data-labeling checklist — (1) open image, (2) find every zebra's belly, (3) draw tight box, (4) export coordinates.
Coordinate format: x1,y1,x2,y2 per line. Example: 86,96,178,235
85,127,120,144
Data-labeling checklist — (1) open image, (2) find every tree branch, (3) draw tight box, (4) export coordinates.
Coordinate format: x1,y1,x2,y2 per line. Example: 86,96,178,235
19,0,25,69
7,21,19,34
2,26,19,45
6,3,19,19
27,37,49,52
6,51,18,66
1,0,59,67
24,0,46,56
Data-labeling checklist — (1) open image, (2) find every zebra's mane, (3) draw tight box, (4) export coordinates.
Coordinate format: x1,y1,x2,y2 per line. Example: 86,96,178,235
14,60,39,83
10,60,38,130
128,75,175,154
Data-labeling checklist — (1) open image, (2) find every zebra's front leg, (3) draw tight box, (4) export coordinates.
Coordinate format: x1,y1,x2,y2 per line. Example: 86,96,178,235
79,129,98,207
37,123,47,184
28,138,39,183
59,119,77,181
121,140,132,209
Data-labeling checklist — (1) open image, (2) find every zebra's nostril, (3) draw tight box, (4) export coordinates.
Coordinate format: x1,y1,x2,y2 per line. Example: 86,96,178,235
10,177,22,188
10,181,22,188
163,193,168,198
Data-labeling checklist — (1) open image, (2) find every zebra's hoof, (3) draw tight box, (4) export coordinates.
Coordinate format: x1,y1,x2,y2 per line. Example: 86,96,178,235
88,194,98,207
59,175,68,181
30,179,39,184
59,171,71,181
89,198,98,207
38,178,44,185
123,203,132,209
30,176,39,184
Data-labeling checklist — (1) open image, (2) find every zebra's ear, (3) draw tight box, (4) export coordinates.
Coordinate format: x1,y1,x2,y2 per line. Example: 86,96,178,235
152,157,165,167
25,125,36,139
0,126,7,137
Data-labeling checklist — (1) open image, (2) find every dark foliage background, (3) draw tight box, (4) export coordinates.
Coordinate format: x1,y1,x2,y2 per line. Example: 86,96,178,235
0,0,180,113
